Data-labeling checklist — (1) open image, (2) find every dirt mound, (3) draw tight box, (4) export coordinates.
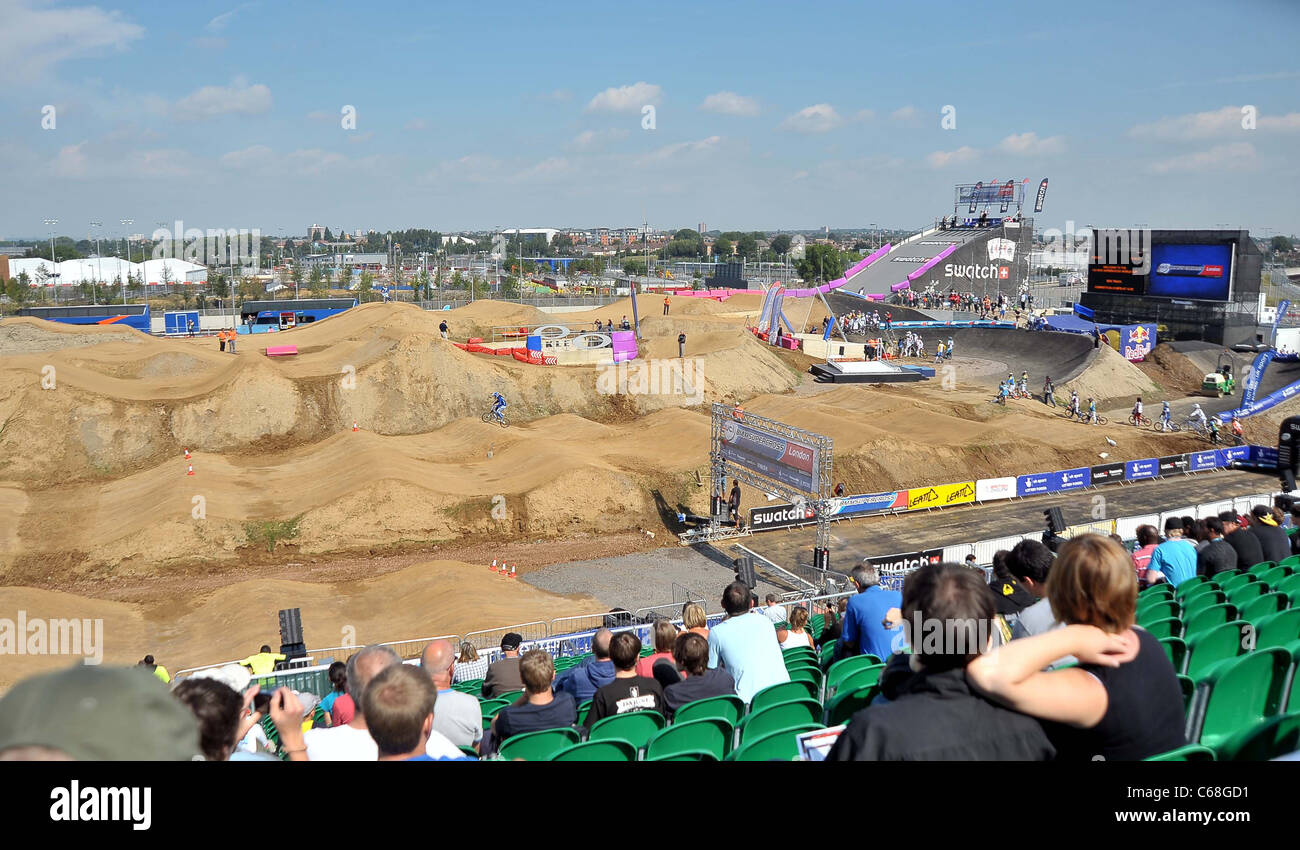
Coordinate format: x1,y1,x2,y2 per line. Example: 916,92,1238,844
0,317,147,354
1134,343,1211,398
1061,343,1160,406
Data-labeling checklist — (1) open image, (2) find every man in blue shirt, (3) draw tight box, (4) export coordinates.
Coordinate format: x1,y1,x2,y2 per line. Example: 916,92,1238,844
1149,517,1198,587
554,628,615,704
707,581,790,703
840,564,906,661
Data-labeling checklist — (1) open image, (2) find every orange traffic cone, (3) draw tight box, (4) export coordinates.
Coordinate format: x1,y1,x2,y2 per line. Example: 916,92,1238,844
352,421,359,432
498,561,508,575
184,448,191,460
186,464,194,476
509,565,517,579
490,558,498,572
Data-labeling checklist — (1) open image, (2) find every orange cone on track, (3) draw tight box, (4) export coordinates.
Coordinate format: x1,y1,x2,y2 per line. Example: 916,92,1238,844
509,565,517,579
352,421,359,432
490,559,498,572
186,464,194,476
498,561,508,575
184,448,191,460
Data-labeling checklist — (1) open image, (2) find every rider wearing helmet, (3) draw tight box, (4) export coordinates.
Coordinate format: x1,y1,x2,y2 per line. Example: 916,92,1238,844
1189,403,1207,427
1161,401,1172,428
1088,397,1097,425
1132,397,1143,424
491,391,507,420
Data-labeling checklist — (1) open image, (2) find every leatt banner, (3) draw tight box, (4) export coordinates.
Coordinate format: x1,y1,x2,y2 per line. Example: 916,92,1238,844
1033,178,1048,213
907,481,975,511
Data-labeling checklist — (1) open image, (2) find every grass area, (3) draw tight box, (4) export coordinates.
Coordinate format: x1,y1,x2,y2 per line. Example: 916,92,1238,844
243,515,304,553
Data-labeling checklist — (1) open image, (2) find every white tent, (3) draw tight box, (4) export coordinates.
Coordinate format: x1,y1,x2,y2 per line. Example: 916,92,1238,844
140,258,206,285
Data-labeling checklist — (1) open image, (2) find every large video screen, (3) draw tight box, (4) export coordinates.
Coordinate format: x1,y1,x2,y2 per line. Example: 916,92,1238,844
1145,243,1233,300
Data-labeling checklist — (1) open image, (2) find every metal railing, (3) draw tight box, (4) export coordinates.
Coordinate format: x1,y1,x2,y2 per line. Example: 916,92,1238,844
463,620,549,652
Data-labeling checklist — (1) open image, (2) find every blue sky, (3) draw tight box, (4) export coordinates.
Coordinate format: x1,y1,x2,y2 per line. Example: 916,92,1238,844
2,0,1298,241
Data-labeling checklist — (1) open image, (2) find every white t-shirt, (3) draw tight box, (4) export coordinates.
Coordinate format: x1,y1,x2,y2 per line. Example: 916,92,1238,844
779,630,813,650
763,605,787,626
303,723,465,760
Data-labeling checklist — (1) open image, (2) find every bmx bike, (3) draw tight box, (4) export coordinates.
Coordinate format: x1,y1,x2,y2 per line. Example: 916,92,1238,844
481,410,510,428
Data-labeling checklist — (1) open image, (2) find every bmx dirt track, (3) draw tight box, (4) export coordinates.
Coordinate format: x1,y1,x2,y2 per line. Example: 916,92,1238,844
1,296,1295,686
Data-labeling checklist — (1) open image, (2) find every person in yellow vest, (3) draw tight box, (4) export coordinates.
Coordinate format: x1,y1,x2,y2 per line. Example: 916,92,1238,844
138,654,171,684
239,644,286,676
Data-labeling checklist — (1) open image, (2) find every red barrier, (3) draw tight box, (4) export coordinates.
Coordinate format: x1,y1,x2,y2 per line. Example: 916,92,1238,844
467,337,483,344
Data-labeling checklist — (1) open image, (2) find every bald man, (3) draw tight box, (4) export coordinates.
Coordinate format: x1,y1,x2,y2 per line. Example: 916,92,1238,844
421,639,483,751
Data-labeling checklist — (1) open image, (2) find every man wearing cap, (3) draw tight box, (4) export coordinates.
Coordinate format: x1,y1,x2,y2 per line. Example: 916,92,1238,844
1220,510,1263,569
239,644,286,676
421,639,483,751
482,633,526,698
0,666,201,760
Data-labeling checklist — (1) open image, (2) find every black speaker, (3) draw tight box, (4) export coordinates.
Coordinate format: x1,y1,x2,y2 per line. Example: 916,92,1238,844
1044,507,1066,534
734,556,756,589
278,608,306,663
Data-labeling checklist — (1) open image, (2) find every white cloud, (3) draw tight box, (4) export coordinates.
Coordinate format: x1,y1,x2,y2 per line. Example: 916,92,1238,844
1126,105,1300,140
890,106,917,122
1260,112,1300,131
585,82,662,113
700,91,760,117
173,77,272,121
206,3,253,32
0,0,144,85
780,104,843,134
404,118,428,131
853,109,875,122
636,135,723,164
568,128,629,151
926,146,978,168
219,144,274,170
1150,142,1257,174
997,132,1066,155
538,89,573,103
792,170,809,180
50,142,90,178
47,139,198,180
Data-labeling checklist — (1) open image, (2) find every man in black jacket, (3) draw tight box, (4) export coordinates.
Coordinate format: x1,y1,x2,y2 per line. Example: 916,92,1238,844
1196,516,1238,577
827,563,1055,761
1248,505,1290,564
1220,511,1263,569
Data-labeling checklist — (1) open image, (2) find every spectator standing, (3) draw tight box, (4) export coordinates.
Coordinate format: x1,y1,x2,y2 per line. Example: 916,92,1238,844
238,644,285,676
728,480,742,525
967,535,1187,761
1249,505,1291,563
421,639,484,751
827,564,1056,761
489,651,577,754
481,633,526,698
664,296,670,316
1220,510,1264,568
585,633,665,729
554,628,616,703
453,641,489,684
839,564,905,661
678,332,686,358
1196,517,1238,577
815,598,848,649
663,633,736,718
707,581,790,703
1146,517,1198,586
438,319,449,339
635,620,679,679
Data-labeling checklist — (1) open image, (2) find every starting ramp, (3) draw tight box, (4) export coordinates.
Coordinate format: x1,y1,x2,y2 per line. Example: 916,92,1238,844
810,359,933,384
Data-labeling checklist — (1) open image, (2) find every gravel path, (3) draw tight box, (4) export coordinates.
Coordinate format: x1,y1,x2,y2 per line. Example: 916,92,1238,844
522,546,787,615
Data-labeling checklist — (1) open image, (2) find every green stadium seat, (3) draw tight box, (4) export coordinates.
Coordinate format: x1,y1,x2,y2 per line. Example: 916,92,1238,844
1158,636,1187,675
1259,566,1294,588
1254,608,1300,651
1240,592,1289,624
751,680,818,712
458,745,478,758
826,655,886,694
1277,555,1300,569
672,694,745,727
1138,593,1175,615
1145,744,1216,761
1181,591,1228,621
1192,647,1292,752
587,711,665,750
787,668,822,694
1140,617,1182,641
1137,600,1180,627
1175,576,1212,599
1185,620,1252,681
1278,573,1300,604
644,748,719,762
783,646,817,662
645,717,733,761
737,698,821,745
496,690,524,704
1227,582,1267,607
576,699,593,727
480,699,511,719
1178,675,1195,715
1184,604,1239,639
810,614,825,639
783,660,821,680
550,738,638,762
1247,560,1277,576
728,724,822,761
1218,572,1258,595
834,663,886,696
1215,712,1300,761
818,642,837,670
497,727,580,761
1140,582,1175,598
823,684,880,727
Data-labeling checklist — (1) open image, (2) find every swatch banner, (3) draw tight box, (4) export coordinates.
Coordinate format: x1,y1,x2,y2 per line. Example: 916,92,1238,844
1125,458,1160,481
1188,450,1220,472
748,503,815,532
868,549,943,591
1033,178,1049,213
1242,350,1277,407
907,481,976,510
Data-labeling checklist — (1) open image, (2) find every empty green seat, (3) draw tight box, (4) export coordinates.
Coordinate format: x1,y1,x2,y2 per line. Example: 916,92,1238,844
550,738,638,762
787,668,822,694
1175,575,1212,599
1140,582,1174,598
1178,675,1194,715
497,690,524,704
576,699,593,727
588,711,665,750
1179,582,1221,606
1254,608,1300,651
671,693,745,727
1193,647,1292,752
644,748,718,761
1247,560,1277,576
810,614,825,639
497,727,580,761
1182,590,1227,620
737,698,821,745
1137,593,1173,615
1218,572,1257,595
783,646,817,662
1158,636,1187,675
1184,603,1239,639
1140,617,1182,641
1240,592,1289,624
1186,620,1252,681
834,663,886,696
645,717,733,761
728,724,822,761
1277,554,1300,569
1259,566,1293,587
823,684,880,727
1227,582,1267,607
1215,712,1300,761
1145,744,1216,761
480,699,511,719
826,655,885,693
1137,600,1180,627
751,680,818,712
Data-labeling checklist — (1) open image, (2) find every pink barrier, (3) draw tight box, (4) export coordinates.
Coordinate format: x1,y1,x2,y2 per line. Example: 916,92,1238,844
890,280,911,293
906,244,959,281
264,345,298,357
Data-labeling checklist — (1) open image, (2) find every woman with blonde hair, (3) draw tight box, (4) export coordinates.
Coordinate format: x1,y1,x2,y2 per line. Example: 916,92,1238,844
776,605,814,650
966,533,1186,760
452,640,489,684
681,602,709,638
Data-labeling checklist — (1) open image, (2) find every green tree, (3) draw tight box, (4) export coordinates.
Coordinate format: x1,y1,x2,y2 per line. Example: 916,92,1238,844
308,265,327,296
736,234,758,260
1271,235,1294,254
770,234,792,255
714,237,733,257
290,263,303,294
358,270,375,301
796,244,846,282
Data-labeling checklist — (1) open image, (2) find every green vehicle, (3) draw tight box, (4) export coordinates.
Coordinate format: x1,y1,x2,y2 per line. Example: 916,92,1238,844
1200,359,1235,397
